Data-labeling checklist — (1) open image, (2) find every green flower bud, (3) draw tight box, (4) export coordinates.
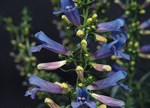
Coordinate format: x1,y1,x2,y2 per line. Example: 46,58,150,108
81,39,87,50
61,15,71,24
139,9,145,14
99,104,107,108
78,83,83,87
76,66,84,80
76,29,85,38
45,98,60,108
92,14,98,20
86,18,93,24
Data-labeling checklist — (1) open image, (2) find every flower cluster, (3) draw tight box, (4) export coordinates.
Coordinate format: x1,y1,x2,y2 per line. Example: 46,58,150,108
25,0,131,107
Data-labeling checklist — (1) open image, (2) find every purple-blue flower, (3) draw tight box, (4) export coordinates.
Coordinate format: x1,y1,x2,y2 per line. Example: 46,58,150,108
25,75,65,99
140,19,150,29
71,87,96,108
94,40,130,60
53,0,81,26
30,31,71,56
91,93,125,108
97,18,125,32
87,71,131,92
139,44,150,54
111,29,127,50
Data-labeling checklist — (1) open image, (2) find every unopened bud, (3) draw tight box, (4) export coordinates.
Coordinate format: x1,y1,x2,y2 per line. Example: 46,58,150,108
92,63,112,72
91,25,96,29
76,66,84,80
86,18,93,24
45,98,60,108
125,11,130,15
95,34,107,43
114,0,120,4
103,65,112,71
76,29,85,38
99,104,107,108
61,83,70,92
61,15,71,24
92,14,98,20
78,83,83,87
139,9,145,14
81,39,87,50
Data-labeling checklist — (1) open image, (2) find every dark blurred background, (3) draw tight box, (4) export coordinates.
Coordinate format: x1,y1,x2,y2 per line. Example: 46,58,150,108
0,0,57,108
0,0,150,108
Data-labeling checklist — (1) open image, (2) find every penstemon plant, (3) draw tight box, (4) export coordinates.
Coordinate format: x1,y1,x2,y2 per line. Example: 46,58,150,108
25,0,132,108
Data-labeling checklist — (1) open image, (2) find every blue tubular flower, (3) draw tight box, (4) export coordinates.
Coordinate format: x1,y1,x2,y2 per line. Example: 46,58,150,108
25,75,65,99
94,40,130,60
97,18,125,32
53,0,81,26
71,87,96,108
30,31,71,56
111,29,127,50
140,19,150,29
87,71,131,92
107,65,125,76
91,93,125,108
139,44,150,54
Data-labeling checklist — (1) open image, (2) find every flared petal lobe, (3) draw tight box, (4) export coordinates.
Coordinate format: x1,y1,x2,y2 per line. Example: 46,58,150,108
53,0,81,26
87,71,131,91
94,40,118,59
91,93,125,108
64,7,81,26
25,75,64,99
71,87,96,108
97,18,125,32
60,0,75,8
111,29,127,50
94,40,130,60
37,60,67,70
30,31,71,56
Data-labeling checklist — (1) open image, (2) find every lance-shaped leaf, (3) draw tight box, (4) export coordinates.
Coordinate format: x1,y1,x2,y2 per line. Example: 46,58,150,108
87,71,131,91
30,31,71,56
25,75,64,99
37,60,67,70
91,93,125,108
53,0,81,26
97,18,125,32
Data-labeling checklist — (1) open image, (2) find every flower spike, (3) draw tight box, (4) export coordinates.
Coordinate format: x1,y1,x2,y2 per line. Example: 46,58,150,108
30,31,71,56
53,0,81,26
